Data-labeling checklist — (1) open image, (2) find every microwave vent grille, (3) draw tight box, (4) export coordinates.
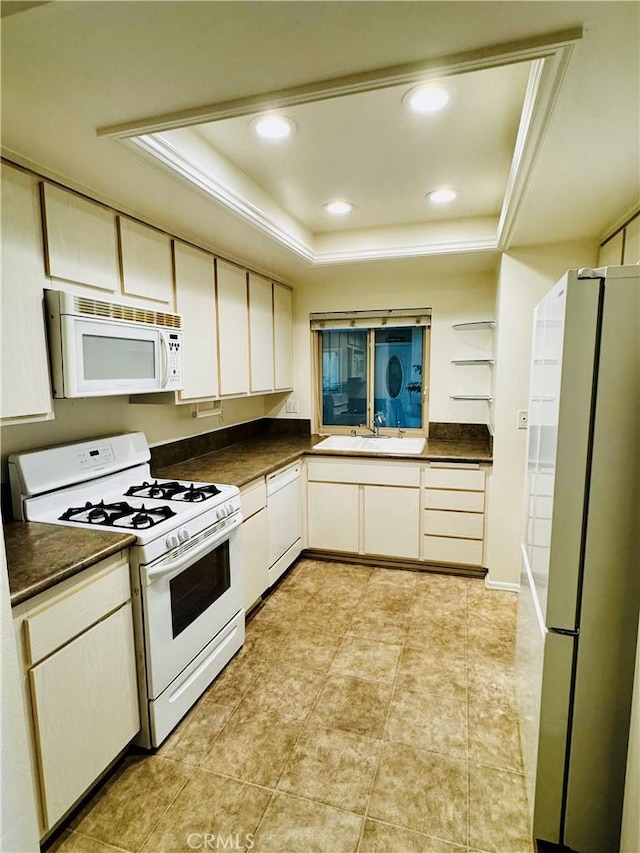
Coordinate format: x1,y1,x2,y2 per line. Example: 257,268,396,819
73,296,182,329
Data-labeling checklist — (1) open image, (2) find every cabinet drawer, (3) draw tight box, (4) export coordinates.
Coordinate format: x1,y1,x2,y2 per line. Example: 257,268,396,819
424,509,484,539
307,459,420,487
424,466,485,491
424,488,484,512
241,478,267,520
423,535,483,566
24,555,130,666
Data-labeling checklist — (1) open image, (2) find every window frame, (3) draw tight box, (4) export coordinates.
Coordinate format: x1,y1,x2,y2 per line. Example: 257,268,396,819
312,319,431,437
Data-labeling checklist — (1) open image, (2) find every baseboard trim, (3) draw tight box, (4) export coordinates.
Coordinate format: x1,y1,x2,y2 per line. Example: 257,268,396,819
301,549,487,580
484,578,520,592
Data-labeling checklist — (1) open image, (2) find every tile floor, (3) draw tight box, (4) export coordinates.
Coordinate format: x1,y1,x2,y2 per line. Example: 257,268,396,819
50,559,533,853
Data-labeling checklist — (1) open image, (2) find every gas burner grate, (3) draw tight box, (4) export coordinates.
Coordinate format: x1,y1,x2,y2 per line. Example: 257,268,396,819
59,500,177,528
125,480,221,502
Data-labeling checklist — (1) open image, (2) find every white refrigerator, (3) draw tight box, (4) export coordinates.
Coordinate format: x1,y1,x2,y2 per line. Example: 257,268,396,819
516,265,640,852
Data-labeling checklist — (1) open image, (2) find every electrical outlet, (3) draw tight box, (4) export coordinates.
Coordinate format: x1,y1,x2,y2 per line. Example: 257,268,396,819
517,409,528,429
285,400,299,414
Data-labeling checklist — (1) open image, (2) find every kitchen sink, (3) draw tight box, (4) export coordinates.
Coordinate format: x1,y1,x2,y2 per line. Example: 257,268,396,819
313,435,426,454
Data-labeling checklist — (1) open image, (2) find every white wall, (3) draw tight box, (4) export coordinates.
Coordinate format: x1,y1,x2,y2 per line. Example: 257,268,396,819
275,256,497,428
0,524,39,853
485,239,598,588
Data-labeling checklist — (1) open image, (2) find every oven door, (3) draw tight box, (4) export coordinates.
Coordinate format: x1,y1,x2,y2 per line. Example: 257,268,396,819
140,514,242,700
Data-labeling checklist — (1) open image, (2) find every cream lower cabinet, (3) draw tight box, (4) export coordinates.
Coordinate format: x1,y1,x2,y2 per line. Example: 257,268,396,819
307,481,360,552
363,485,420,559
13,552,139,838
306,458,420,558
423,464,486,566
240,478,269,610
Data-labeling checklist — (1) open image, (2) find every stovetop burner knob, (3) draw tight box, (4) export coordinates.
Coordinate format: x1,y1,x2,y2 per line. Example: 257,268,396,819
178,528,190,543
166,533,179,549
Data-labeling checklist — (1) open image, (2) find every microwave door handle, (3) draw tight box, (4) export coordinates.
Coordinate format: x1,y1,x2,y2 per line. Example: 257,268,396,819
144,514,242,584
159,334,169,388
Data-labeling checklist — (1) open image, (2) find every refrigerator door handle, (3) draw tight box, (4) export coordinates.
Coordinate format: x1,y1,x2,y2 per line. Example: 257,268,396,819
548,626,579,637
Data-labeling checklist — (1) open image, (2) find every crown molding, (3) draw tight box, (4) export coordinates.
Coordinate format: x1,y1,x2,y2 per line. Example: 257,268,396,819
118,28,582,266
98,29,583,139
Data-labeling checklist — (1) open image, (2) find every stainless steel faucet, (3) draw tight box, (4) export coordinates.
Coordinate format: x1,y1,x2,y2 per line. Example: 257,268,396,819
360,412,384,436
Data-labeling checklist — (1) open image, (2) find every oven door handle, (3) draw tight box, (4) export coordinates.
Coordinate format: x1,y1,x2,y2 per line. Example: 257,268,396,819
144,513,241,584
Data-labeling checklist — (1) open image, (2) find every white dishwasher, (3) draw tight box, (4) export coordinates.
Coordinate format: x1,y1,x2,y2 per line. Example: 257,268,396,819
266,461,302,586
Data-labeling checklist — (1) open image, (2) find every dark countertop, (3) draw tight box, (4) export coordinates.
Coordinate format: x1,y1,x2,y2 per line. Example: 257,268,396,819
154,433,492,487
5,431,491,607
5,522,135,607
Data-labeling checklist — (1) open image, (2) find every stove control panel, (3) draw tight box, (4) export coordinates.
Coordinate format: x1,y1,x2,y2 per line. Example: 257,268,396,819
78,444,115,468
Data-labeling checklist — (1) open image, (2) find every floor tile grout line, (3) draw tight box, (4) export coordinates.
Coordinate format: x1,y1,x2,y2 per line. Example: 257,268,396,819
132,758,199,853
64,828,133,853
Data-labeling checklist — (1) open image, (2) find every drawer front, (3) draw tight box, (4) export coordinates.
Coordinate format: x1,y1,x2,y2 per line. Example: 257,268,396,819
24,554,130,665
424,488,485,512
423,535,484,566
424,509,484,539
424,466,485,491
241,478,267,519
307,459,420,487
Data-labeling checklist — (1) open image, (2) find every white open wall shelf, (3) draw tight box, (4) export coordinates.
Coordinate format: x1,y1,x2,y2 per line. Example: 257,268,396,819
450,319,494,403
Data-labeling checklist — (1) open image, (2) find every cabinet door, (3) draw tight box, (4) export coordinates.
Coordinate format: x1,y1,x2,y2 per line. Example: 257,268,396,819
273,283,293,390
118,217,173,304
174,241,218,400
241,509,269,611
363,485,420,559
216,260,249,395
29,603,139,830
248,273,274,393
41,182,119,292
307,481,359,552
1,165,53,423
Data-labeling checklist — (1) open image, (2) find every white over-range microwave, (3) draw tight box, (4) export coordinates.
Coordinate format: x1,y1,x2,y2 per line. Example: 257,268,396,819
45,289,184,398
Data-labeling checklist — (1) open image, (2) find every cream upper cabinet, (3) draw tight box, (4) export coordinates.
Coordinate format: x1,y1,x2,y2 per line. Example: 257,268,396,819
173,241,218,401
216,259,249,396
273,283,293,390
41,182,119,293
118,216,173,304
248,273,274,393
1,164,54,424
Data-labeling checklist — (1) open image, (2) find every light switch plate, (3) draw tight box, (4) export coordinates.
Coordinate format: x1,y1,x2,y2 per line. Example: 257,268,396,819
286,400,299,414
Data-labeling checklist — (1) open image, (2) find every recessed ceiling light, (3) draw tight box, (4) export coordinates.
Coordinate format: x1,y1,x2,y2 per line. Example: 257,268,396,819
324,200,353,215
251,114,296,141
426,188,458,204
404,83,450,114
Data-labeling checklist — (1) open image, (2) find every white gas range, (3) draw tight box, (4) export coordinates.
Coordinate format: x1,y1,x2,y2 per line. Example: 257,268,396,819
9,432,245,748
